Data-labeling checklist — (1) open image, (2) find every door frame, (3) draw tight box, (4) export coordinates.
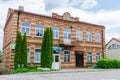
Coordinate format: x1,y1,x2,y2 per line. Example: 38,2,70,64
52,51,61,70
75,51,84,68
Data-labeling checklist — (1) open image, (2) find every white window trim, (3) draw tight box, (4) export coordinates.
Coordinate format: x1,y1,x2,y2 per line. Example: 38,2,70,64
27,48,30,63
64,29,71,39
35,25,44,38
64,50,71,62
52,27,59,39
34,48,41,63
21,22,31,36
76,30,83,41
86,31,92,42
96,52,101,62
87,52,92,63
95,33,101,42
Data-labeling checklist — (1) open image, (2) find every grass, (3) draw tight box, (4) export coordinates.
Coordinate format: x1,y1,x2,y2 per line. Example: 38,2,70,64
10,68,44,74
10,67,59,74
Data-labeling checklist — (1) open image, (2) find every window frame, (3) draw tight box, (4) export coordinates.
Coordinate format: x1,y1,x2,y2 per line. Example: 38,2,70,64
27,48,30,63
52,27,59,39
35,24,44,37
76,30,83,41
86,31,92,42
64,28,71,39
95,33,101,42
34,48,41,63
64,50,71,62
96,53,100,62
87,52,92,63
21,22,31,36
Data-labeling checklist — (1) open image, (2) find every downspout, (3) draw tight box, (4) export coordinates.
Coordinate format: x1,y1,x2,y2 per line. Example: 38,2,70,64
17,11,20,32
102,28,105,58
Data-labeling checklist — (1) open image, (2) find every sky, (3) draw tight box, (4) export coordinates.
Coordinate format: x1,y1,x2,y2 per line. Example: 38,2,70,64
0,0,120,50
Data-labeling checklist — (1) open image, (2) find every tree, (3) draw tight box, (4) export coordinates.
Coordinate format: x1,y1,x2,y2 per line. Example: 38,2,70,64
14,31,28,69
14,31,22,69
21,33,27,68
41,28,53,68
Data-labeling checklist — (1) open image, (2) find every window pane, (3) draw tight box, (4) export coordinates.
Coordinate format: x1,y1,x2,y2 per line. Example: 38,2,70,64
87,52,92,63
96,53,100,62
36,24,44,37
27,49,30,63
22,27,25,34
22,22,30,27
36,25,43,28
86,32,92,42
34,49,40,63
36,29,39,36
55,55,59,62
26,28,30,35
64,51,70,62
52,27,59,39
39,29,43,36
64,32,67,39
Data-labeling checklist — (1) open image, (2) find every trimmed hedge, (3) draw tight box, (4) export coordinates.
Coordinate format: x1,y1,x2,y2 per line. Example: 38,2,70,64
96,58,120,69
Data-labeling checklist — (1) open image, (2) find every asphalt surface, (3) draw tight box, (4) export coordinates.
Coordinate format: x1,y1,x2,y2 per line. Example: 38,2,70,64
0,69,120,80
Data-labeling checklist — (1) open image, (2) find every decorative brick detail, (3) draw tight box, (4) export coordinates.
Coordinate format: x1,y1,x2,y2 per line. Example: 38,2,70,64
2,8,105,70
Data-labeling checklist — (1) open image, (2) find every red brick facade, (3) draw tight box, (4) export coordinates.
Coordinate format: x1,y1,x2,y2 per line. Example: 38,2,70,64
2,7,105,70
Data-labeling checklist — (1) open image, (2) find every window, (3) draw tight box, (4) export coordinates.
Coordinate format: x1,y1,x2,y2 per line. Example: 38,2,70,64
27,49,30,63
117,45,120,49
52,27,59,39
87,52,92,63
64,50,70,62
76,30,82,41
36,24,44,37
34,49,41,63
96,53,100,62
112,44,116,49
64,28,71,39
21,22,30,36
95,33,101,42
86,31,92,42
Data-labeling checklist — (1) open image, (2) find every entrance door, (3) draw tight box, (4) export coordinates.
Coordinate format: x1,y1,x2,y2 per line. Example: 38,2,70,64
76,52,83,68
52,51,60,69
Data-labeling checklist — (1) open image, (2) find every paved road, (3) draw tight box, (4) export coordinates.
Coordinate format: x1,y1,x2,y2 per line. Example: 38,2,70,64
0,70,120,80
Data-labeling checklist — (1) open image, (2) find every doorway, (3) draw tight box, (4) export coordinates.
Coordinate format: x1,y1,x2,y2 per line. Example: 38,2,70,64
75,52,83,68
52,51,60,69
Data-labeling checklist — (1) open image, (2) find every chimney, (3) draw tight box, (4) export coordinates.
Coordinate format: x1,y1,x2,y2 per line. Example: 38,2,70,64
18,6,24,11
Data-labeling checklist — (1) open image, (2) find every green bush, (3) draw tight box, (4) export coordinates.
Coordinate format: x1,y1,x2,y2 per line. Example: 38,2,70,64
10,68,43,74
28,66,37,69
96,58,120,69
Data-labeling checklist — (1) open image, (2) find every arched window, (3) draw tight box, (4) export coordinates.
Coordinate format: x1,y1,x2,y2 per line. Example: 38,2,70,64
21,22,30,36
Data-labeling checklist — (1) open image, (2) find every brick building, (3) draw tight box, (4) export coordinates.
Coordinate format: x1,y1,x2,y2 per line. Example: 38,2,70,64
2,7,105,70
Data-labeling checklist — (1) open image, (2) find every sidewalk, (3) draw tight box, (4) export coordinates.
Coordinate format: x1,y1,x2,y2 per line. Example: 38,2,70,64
19,68,117,75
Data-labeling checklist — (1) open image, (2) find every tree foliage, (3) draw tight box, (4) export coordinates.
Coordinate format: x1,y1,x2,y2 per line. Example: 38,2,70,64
41,28,53,68
21,33,27,68
14,31,22,69
14,31,27,69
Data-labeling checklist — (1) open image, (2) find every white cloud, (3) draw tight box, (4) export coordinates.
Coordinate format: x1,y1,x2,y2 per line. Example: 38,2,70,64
0,0,120,50
81,0,97,10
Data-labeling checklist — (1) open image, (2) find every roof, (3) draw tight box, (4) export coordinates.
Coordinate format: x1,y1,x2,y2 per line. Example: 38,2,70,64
4,8,105,30
106,38,120,46
115,38,120,42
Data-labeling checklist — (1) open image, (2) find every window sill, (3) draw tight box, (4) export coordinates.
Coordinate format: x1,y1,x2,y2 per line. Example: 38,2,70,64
76,40,83,42
86,41,92,43
34,36,43,38
53,38,59,40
